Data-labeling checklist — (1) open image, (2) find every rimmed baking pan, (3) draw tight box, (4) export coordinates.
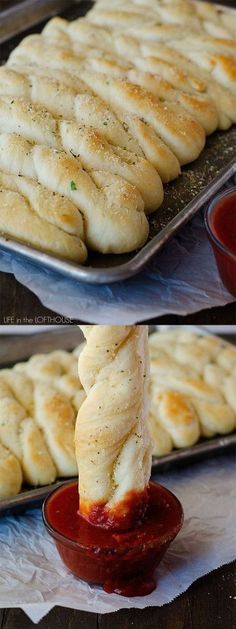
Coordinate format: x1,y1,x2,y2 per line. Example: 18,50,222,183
0,1,236,283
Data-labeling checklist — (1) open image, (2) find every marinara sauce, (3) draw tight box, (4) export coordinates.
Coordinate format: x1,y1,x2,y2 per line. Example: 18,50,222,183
43,481,183,597
205,189,236,296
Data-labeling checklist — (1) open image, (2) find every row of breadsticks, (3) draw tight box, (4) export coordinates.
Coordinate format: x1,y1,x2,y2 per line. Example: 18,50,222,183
0,347,85,499
0,0,235,260
149,329,236,455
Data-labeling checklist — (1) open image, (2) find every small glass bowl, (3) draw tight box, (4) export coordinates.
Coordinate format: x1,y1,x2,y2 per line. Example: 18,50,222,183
204,187,236,296
42,480,183,597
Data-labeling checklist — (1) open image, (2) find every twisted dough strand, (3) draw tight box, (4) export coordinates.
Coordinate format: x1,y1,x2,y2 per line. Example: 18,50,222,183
1,65,180,182
75,325,152,528
42,15,236,120
0,132,148,254
8,36,206,165
39,14,236,129
0,443,23,499
0,85,163,213
0,171,87,262
0,374,57,486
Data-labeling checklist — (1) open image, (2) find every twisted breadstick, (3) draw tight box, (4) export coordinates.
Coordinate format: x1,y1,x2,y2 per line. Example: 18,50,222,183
0,133,148,254
0,443,23,499
34,383,78,477
0,88,163,212
79,73,206,165
149,330,236,454
7,30,218,135
75,325,152,529
0,171,87,262
3,66,180,182
7,6,236,128
0,375,57,485
40,14,236,128
8,36,206,165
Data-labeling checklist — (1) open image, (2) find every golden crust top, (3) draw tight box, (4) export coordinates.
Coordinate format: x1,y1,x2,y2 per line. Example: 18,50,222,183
149,329,236,454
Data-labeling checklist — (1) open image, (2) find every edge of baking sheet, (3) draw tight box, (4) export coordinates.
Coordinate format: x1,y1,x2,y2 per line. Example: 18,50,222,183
0,158,235,285
151,433,236,473
0,0,80,43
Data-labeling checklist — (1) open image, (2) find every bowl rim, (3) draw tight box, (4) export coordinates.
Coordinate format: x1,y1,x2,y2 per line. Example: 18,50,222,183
42,480,184,553
204,186,236,261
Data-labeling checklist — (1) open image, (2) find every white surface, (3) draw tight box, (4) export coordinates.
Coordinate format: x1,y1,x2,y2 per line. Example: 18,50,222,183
0,211,235,324
0,454,235,623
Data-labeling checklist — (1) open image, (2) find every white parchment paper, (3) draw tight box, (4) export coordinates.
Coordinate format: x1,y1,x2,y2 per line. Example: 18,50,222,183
0,175,235,324
0,454,235,623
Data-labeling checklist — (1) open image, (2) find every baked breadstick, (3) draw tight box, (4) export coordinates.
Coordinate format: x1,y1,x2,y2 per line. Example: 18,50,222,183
0,377,26,459
0,375,58,486
0,443,23,499
19,418,57,486
152,389,200,448
0,133,148,254
126,69,218,135
8,31,217,135
0,90,163,213
0,83,163,211
149,411,173,456
126,37,236,129
14,348,86,414
0,368,34,415
0,170,84,237
51,11,234,129
0,183,87,263
149,328,236,446
17,350,77,384
34,383,77,477
8,38,206,162
79,72,206,165
216,346,236,372
75,325,152,529
17,350,85,407
190,398,235,437
60,121,164,213
223,376,236,414
203,363,226,389
171,44,236,93
2,67,180,182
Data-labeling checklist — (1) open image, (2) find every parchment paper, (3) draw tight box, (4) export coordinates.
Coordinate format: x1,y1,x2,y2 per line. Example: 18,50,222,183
0,175,235,324
0,454,235,623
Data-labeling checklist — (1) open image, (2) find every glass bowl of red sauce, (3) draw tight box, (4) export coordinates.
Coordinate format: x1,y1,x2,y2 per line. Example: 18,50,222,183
205,187,236,296
42,480,183,598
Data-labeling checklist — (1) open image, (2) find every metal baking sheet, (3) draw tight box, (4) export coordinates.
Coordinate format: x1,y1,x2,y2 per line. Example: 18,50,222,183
152,433,236,473
0,478,77,517
1,434,235,516
0,325,235,515
0,1,236,283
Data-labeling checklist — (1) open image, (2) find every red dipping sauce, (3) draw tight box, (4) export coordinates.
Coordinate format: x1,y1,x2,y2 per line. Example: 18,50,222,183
205,188,236,296
43,481,183,597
